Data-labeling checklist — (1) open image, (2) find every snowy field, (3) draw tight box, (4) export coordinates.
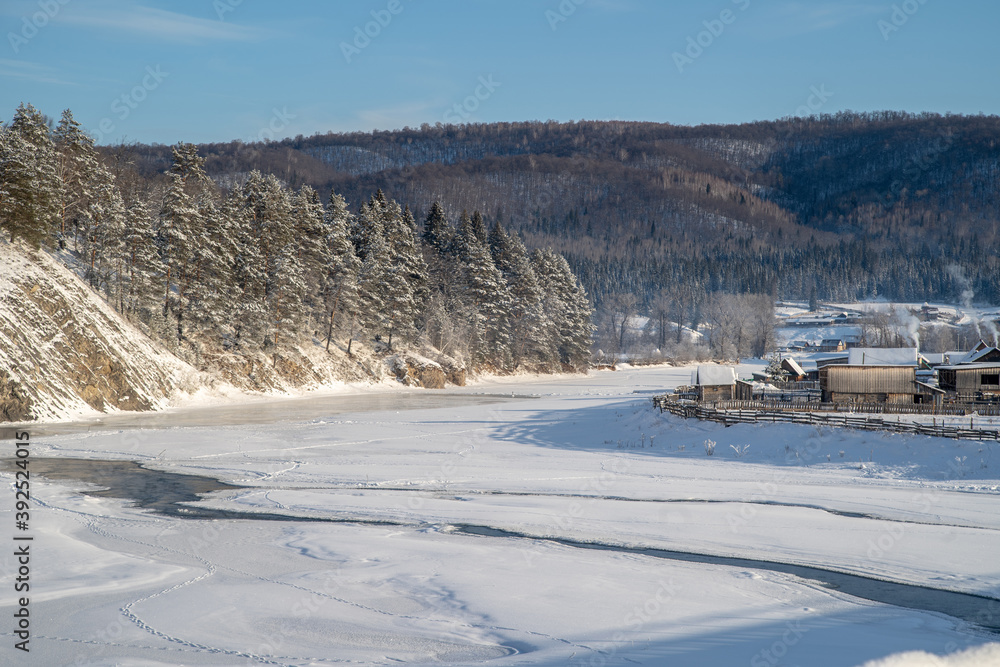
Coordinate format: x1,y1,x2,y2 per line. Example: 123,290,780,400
3,365,1000,666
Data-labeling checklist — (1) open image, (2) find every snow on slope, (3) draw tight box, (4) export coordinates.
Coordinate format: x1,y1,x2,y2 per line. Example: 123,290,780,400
0,241,200,421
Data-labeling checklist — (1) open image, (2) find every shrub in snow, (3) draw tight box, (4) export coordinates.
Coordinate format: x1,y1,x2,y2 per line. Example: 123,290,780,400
704,439,716,456
730,443,750,458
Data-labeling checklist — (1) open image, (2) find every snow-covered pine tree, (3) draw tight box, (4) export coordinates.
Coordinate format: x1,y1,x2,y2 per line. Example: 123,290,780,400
81,164,127,298
157,173,198,328
121,197,164,319
227,187,267,349
323,192,361,351
53,109,98,248
488,220,550,367
240,170,305,353
186,197,236,341
469,210,488,246
157,143,227,342
452,212,512,367
351,191,426,349
384,204,428,345
421,201,451,251
0,103,61,246
291,185,331,326
351,195,392,342
765,352,789,383
531,249,594,369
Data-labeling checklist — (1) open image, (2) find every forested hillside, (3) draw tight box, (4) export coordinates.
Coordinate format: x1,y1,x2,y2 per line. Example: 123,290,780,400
118,113,1000,346
5,104,1000,365
0,104,593,397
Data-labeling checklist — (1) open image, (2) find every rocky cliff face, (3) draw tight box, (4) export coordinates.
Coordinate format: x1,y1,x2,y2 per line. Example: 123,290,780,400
0,242,199,421
0,242,470,423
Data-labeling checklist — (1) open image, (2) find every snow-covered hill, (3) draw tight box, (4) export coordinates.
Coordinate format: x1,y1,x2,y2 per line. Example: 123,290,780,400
0,242,476,423
0,241,201,421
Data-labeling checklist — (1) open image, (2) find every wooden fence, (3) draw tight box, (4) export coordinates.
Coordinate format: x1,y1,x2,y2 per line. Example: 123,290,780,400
652,396,1000,441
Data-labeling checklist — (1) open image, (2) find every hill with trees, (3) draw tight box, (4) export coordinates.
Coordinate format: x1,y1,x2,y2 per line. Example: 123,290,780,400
112,112,1000,354
6,104,1000,367
0,104,594,410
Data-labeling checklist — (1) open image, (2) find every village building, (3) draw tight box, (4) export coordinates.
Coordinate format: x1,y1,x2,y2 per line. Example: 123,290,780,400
819,365,943,405
937,363,1000,397
781,357,807,381
817,338,846,352
847,347,918,366
690,365,737,402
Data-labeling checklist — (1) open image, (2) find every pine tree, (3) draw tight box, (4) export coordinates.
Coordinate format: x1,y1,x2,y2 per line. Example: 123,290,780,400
80,164,126,296
291,185,331,323
240,170,303,353
157,172,199,331
323,192,361,351
489,220,549,366
383,204,428,346
121,197,163,318
0,103,61,246
470,210,488,246
186,198,235,339
53,109,98,247
421,201,451,251
453,212,512,367
228,187,267,349
351,195,392,341
532,249,594,368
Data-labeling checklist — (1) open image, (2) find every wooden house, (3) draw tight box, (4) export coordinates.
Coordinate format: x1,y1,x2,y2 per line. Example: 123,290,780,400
961,346,1000,364
819,365,942,405
780,358,806,381
691,365,737,401
818,339,846,352
847,347,918,366
937,364,1000,396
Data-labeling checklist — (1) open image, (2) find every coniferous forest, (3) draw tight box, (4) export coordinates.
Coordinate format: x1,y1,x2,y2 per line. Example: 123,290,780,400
0,104,594,376
6,103,1000,365
115,113,1000,339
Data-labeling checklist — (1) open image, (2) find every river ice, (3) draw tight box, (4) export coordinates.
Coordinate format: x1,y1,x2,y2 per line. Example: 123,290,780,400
2,365,1000,665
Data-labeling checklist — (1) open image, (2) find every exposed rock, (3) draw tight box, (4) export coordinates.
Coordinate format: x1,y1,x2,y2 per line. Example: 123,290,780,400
386,354,451,389
0,242,196,421
0,370,33,422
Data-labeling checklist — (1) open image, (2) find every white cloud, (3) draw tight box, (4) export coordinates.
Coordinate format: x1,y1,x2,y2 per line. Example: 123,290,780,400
0,59,75,86
55,5,269,43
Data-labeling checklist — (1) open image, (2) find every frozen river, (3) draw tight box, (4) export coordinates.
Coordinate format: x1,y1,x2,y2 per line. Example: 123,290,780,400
2,366,999,666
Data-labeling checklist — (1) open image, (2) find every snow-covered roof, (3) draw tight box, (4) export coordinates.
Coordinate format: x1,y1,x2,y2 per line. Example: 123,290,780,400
963,347,1000,364
691,365,737,386
937,363,1000,371
782,358,806,376
848,348,918,366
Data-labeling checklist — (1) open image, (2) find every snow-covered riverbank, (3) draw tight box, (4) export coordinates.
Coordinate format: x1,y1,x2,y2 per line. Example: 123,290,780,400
3,365,999,665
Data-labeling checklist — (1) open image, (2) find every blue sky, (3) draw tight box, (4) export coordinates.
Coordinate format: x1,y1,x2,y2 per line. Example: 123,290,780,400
2,0,997,145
